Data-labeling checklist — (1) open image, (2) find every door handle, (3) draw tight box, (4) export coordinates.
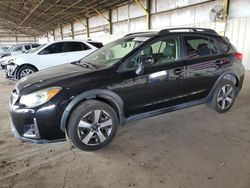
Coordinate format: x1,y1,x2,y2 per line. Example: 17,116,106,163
173,67,183,75
215,60,224,66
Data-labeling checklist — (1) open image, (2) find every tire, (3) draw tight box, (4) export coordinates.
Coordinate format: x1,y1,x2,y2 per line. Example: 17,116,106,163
67,100,119,151
208,80,236,113
16,65,37,79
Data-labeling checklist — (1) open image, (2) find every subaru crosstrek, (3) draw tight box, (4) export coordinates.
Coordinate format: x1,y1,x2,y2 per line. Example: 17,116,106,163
9,28,245,151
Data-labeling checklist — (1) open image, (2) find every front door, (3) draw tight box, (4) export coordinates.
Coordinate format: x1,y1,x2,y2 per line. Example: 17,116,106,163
38,42,70,69
118,36,187,116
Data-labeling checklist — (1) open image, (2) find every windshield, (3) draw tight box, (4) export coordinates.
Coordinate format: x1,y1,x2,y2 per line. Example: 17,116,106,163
28,44,47,53
79,36,150,67
7,45,16,52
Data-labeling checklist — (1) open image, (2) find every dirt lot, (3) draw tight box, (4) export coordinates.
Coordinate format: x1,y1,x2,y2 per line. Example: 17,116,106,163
0,70,250,188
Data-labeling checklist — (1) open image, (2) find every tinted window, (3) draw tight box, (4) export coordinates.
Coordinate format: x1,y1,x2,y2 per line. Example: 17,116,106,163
31,44,40,48
25,45,31,50
62,42,91,52
127,37,180,69
88,42,103,48
82,43,91,50
63,42,81,52
184,36,219,58
40,42,64,54
217,37,235,54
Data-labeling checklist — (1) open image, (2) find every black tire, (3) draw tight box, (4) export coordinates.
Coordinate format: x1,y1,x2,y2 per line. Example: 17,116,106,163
208,80,236,113
16,65,37,79
67,100,119,151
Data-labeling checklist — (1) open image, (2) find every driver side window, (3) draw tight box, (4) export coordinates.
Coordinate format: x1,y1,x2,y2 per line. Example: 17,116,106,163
126,37,180,69
39,42,64,55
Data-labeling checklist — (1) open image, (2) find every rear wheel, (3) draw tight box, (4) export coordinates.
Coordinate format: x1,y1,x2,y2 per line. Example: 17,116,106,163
16,65,37,79
208,80,236,113
67,100,118,151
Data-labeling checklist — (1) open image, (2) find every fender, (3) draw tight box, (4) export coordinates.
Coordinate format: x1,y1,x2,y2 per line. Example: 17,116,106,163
60,89,125,132
207,69,240,99
14,64,39,80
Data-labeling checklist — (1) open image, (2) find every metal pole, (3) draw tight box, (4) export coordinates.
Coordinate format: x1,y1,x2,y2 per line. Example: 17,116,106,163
109,9,112,34
86,17,90,38
134,0,150,30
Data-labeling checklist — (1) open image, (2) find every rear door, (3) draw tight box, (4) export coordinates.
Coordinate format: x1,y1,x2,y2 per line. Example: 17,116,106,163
182,34,223,100
62,41,96,62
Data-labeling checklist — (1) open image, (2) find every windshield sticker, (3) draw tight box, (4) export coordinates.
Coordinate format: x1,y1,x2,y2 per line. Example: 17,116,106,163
133,37,150,42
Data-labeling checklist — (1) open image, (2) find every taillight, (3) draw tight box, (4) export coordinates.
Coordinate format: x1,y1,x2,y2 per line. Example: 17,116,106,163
234,52,243,62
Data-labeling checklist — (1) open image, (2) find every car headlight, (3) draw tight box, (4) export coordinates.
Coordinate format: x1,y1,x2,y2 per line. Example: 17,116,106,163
19,87,61,108
7,58,16,64
1,58,16,65
6,63,18,73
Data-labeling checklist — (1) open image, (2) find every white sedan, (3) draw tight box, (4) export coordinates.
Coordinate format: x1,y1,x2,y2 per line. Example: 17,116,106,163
4,40,102,80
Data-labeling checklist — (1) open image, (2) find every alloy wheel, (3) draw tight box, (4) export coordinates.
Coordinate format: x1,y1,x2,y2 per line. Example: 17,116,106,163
217,84,234,110
20,69,34,78
77,110,113,146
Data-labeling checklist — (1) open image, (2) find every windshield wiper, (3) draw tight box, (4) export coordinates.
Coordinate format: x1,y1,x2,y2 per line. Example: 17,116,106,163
72,61,96,69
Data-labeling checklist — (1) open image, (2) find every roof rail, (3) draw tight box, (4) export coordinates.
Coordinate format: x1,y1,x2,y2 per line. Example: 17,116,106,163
124,31,155,37
158,27,217,35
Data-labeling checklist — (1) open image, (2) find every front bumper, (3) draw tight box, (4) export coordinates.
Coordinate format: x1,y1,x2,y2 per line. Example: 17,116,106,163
5,64,17,79
9,90,66,144
10,118,65,144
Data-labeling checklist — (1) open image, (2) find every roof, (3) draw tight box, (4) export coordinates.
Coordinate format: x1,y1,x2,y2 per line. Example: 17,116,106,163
0,0,132,36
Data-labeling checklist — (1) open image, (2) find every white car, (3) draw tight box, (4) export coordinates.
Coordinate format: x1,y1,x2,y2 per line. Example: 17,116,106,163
0,43,40,59
5,40,103,80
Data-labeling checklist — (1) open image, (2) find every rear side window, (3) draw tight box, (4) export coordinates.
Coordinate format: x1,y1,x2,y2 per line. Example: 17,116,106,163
25,45,31,50
31,44,40,48
183,36,219,58
88,42,103,49
217,37,236,54
63,42,81,52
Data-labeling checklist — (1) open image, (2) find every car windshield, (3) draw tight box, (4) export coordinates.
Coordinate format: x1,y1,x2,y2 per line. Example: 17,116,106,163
79,36,150,67
7,45,16,52
27,44,47,53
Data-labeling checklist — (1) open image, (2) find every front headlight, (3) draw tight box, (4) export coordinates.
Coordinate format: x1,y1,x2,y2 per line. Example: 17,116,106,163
19,87,61,108
1,58,16,66
7,58,16,64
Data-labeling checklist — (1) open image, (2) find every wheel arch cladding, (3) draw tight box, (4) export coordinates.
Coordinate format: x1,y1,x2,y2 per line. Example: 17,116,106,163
222,73,239,87
17,64,39,71
15,64,38,79
60,89,125,132
208,70,240,98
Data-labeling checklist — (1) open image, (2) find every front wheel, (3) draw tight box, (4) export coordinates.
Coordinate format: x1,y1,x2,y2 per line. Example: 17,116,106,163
208,80,237,113
16,65,37,79
67,100,119,151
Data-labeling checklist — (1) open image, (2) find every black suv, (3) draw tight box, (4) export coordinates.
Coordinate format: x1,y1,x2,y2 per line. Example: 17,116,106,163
9,28,245,151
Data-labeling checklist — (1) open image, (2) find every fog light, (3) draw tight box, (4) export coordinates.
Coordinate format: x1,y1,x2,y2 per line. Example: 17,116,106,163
23,118,41,139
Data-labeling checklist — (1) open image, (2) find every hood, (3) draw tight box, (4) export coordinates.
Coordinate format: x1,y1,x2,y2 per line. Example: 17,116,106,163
0,54,19,62
16,63,97,94
0,51,10,57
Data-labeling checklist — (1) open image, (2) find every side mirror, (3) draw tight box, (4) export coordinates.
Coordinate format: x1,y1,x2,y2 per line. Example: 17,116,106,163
141,56,154,65
135,57,154,75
